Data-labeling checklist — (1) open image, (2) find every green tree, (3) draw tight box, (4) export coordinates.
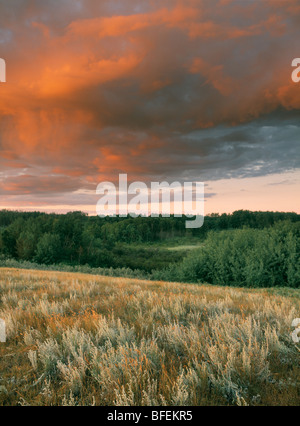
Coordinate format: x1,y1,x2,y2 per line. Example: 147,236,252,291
16,231,36,260
35,234,61,265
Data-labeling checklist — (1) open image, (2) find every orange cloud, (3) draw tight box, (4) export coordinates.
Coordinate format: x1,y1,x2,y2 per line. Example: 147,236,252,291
67,6,200,39
190,58,238,96
0,0,299,213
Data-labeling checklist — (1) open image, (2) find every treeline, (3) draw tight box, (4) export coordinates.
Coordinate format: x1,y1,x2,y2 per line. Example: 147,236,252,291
0,209,299,279
153,221,300,288
0,211,185,271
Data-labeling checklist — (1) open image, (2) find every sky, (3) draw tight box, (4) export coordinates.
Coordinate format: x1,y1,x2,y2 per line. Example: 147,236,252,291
0,0,299,215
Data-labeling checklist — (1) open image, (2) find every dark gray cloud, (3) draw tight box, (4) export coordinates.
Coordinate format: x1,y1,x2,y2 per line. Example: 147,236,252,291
0,0,299,207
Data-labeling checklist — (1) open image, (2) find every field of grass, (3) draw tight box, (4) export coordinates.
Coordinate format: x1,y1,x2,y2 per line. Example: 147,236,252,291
167,245,203,252
0,268,299,406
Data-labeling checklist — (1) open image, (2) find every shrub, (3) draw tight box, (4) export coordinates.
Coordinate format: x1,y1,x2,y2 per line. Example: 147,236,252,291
158,223,300,288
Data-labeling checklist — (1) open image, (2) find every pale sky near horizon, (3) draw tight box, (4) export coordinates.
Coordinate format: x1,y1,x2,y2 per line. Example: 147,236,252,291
0,0,299,215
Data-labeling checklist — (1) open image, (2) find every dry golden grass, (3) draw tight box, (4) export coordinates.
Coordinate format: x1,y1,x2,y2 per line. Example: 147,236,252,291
0,267,299,406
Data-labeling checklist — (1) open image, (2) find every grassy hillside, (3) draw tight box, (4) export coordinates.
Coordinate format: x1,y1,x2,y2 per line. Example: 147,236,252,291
0,268,299,406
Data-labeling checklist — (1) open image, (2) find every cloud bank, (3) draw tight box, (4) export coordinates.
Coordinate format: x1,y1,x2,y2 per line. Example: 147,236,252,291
0,0,299,210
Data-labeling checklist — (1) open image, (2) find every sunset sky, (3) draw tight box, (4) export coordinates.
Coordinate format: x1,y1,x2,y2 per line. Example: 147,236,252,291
0,0,299,215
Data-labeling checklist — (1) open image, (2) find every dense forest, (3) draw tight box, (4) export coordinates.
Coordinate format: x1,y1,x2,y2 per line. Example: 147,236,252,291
0,209,299,287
